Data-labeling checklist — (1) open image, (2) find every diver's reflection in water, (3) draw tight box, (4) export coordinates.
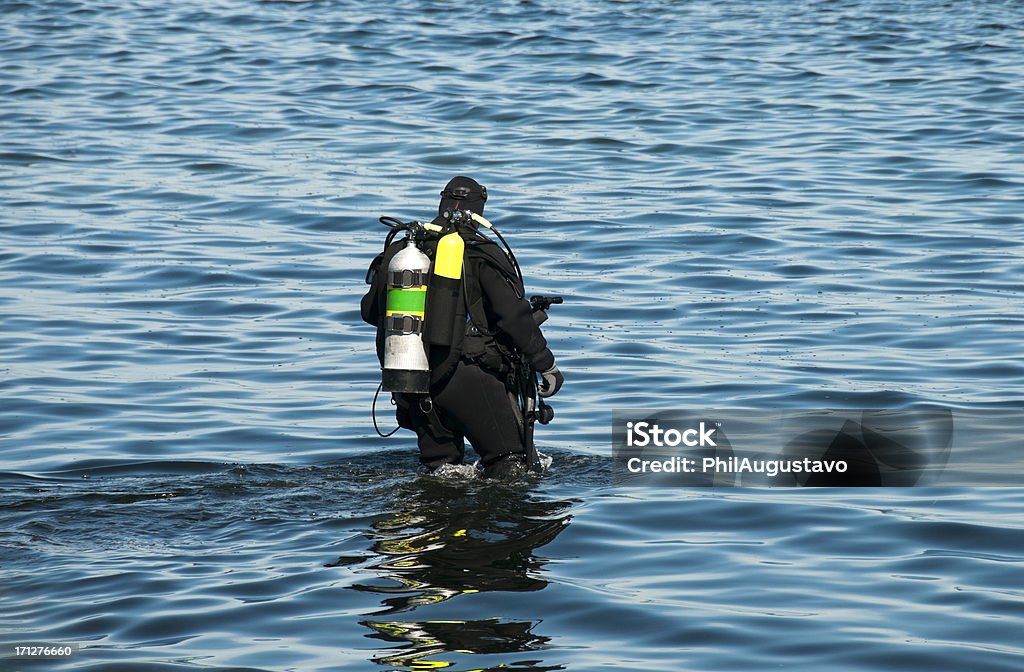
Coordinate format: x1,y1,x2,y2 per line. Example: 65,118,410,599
340,475,573,671
363,618,560,670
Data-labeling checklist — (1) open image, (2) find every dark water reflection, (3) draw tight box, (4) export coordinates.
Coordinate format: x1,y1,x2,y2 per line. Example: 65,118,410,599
362,619,560,671
346,475,573,670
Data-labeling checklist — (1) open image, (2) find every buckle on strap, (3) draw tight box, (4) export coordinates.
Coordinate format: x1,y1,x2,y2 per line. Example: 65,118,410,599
387,314,423,335
389,269,428,288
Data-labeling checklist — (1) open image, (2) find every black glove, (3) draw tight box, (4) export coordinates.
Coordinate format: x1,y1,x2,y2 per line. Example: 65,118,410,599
538,365,563,398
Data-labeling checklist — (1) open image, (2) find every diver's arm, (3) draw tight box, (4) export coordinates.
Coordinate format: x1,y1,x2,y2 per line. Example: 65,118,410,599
477,262,556,372
360,253,384,326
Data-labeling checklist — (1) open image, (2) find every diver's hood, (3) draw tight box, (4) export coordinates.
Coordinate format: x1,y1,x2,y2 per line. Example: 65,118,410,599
438,176,487,216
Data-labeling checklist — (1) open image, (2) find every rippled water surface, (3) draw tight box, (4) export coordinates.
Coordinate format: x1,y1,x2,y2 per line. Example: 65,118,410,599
2,1,1023,670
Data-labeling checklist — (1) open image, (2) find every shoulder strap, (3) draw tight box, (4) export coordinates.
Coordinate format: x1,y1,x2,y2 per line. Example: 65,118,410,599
462,254,490,335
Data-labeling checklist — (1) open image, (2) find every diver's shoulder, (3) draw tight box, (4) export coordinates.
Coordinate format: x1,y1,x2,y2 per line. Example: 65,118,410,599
465,238,508,266
465,236,502,254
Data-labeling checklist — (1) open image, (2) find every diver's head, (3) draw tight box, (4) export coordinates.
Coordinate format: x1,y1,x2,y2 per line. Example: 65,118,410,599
439,176,487,216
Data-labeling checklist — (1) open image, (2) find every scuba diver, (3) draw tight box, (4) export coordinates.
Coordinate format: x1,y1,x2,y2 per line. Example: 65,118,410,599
361,176,563,478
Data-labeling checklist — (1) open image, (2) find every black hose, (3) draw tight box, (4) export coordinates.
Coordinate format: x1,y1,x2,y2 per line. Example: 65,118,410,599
372,382,401,438
463,224,525,299
491,227,524,289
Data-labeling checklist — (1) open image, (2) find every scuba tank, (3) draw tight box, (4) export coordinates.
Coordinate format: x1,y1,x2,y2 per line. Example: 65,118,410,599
376,215,465,394
382,236,432,394
423,230,464,346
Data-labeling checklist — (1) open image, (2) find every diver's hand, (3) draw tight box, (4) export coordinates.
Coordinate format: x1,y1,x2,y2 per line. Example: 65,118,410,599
538,365,563,398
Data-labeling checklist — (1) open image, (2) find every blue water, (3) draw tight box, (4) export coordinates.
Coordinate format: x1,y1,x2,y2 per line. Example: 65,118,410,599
2,0,1024,670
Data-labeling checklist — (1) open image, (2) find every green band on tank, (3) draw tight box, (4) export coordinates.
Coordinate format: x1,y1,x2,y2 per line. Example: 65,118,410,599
387,288,426,314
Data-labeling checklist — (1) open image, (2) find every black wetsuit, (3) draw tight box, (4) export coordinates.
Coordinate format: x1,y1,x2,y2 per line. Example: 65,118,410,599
361,230,554,470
